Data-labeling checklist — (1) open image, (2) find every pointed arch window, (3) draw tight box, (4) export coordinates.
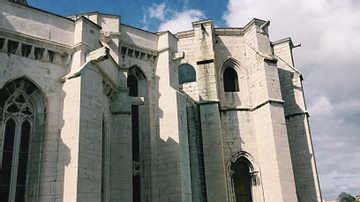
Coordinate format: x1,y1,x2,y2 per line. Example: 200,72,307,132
232,161,252,202
0,92,33,202
230,156,255,202
127,66,147,202
178,64,196,84
223,67,239,92
0,78,45,202
128,73,141,202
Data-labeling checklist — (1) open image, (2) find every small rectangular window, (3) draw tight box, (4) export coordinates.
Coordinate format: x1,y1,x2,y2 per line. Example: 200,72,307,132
22,44,32,57
0,38,5,49
35,48,44,60
140,53,146,60
48,50,55,63
134,51,140,59
121,46,127,55
147,54,152,62
8,41,19,54
128,49,134,57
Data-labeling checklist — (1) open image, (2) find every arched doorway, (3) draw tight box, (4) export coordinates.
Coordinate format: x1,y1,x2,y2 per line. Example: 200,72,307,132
232,160,252,202
229,151,264,202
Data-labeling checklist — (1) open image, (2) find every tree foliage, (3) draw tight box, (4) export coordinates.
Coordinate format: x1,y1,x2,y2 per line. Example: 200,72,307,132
338,192,356,202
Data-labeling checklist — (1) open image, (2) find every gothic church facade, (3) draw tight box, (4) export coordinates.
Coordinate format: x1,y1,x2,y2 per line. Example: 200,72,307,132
0,1,322,201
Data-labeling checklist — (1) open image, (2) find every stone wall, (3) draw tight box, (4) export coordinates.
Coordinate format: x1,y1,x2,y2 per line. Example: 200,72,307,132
0,2,322,201
274,39,322,202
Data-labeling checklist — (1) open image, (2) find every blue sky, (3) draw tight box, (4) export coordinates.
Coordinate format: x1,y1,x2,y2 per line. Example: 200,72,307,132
28,0,360,200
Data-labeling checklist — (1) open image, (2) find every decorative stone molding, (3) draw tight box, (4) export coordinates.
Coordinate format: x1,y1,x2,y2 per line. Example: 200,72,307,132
103,80,116,98
228,151,264,202
130,97,144,105
172,51,185,61
109,88,131,114
220,98,285,111
132,161,141,176
100,31,121,44
68,47,110,80
86,47,110,63
0,37,71,66
120,44,157,63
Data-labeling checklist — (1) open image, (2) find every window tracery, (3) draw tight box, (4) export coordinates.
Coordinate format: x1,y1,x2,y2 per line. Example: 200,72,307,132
0,78,44,202
127,66,147,202
1,92,33,202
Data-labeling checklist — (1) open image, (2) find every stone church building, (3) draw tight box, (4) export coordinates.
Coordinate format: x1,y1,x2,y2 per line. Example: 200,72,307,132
0,0,322,201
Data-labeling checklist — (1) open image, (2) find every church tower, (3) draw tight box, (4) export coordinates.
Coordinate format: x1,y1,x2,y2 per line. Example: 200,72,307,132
176,19,322,201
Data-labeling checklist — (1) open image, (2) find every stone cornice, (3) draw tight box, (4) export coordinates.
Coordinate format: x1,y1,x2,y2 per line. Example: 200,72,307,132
0,29,73,54
120,41,158,56
191,19,213,27
220,98,285,112
175,30,195,39
271,37,294,47
243,18,268,32
214,28,244,36
285,111,309,119
74,15,102,31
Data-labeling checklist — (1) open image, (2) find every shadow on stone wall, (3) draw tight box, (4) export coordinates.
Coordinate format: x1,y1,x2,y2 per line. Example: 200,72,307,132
220,108,247,201
182,93,208,202
57,87,70,201
278,68,319,201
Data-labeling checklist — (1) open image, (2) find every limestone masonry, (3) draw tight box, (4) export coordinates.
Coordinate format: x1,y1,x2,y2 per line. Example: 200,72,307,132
0,0,322,201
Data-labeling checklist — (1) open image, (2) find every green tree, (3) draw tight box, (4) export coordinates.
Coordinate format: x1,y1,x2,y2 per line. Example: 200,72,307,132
338,192,356,202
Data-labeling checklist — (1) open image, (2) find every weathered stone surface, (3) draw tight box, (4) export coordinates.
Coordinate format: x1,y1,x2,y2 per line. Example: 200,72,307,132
0,1,322,201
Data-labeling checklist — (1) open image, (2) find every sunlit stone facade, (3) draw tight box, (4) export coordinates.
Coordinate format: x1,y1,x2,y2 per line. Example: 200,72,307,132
0,1,322,201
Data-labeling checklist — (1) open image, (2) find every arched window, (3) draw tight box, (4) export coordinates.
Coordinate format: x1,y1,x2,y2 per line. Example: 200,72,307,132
231,159,252,202
127,74,138,97
127,66,146,202
223,68,239,92
0,78,45,202
178,64,196,84
128,73,141,202
0,93,33,202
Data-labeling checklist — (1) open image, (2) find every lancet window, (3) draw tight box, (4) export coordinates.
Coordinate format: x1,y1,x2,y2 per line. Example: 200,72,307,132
0,77,45,202
127,66,147,202
232,160,252,202
0,92,33,202
223,67,239,92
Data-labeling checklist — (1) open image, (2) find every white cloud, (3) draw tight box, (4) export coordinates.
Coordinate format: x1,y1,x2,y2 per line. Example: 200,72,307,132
141,7,147,24
143,2,206,34
320,174,360,200
223,0,360,200
158,9,205,33
148,2,167,21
